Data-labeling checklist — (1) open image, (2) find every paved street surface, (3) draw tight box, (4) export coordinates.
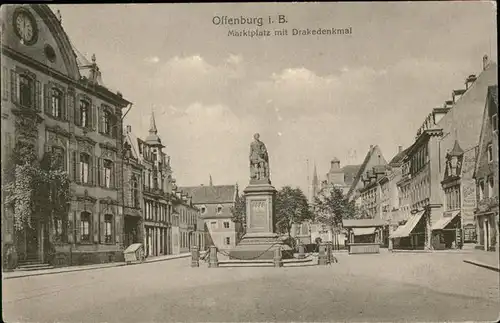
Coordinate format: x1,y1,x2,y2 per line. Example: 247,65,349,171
3,252,499,322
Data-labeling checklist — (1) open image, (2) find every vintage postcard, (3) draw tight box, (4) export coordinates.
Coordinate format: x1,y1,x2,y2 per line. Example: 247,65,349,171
1,2,498,322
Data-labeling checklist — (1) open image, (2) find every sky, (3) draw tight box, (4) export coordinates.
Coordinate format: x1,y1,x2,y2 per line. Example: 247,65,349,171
51,2,497,195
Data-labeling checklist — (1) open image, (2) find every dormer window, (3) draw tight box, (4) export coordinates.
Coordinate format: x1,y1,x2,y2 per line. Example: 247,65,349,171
200,205,207,215
217,205,223,214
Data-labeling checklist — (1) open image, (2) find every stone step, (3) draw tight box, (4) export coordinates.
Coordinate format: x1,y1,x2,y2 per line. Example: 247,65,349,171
15,264,54,271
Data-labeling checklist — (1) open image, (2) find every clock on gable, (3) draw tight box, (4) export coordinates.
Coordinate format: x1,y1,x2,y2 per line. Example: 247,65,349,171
13,8,38,46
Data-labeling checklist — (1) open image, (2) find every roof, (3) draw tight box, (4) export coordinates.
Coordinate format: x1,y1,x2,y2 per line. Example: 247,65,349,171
448,140,464,157
437,61,497,152
341,165,361,186
346,145,386,199
389,148,408,166
179,185,236,204
124,128,143,163
342,219,386,228
488,85,498,107
474,83,499,177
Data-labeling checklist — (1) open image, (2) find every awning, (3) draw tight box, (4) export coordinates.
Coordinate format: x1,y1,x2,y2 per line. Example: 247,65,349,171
352,227,376,236
432,210,460,230
389,209,426,239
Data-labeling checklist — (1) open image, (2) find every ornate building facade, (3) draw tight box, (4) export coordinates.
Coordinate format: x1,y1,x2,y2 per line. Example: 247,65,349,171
1,4,132,269
123,114,175,258
473,85,499,251
180,183,240,251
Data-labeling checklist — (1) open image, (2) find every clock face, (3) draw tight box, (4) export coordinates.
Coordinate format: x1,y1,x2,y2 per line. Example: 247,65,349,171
13,9,37,45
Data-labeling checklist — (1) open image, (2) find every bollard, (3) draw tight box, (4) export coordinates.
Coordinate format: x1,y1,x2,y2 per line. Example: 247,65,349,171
273,248,283,268
298,244,305,259
208,245,218,268
326,242,332,265
318,243,327,266
191,245,199,268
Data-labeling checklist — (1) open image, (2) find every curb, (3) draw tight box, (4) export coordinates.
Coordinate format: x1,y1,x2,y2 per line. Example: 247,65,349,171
463,259,500,272
390,250,474,254
3,253,193,280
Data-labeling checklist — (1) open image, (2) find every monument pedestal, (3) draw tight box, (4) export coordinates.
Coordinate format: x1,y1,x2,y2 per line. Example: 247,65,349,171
229,183,293,260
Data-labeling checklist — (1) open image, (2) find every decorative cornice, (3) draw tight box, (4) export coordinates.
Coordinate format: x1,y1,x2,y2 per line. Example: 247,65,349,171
99,196,118,205
46,124,71,138
75,134,97,146
11,108,44,123
1,45,131,107
99,142,118,152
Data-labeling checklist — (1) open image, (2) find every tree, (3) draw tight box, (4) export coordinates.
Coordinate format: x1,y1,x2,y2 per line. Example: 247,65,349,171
3,112,70,232
313,185,357,229
275,186,313,240
230,193,246,228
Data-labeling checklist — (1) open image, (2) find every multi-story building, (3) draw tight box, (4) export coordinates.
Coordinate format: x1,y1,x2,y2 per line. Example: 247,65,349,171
473,85,499,251
322,158,361,196
391,56,497,250
173,190,204,253
180,183,240,251
122,124,144,249
1,4,132,269
346,145,388,204
123,113,175,258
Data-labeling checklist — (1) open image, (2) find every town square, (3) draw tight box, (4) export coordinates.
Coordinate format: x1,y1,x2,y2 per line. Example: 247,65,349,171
1,2,499,322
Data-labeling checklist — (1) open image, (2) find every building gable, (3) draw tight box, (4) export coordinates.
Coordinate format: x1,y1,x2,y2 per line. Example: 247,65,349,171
2,5,80,80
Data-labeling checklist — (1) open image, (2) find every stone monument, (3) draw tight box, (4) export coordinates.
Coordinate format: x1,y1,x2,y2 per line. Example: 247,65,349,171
229,133,292,260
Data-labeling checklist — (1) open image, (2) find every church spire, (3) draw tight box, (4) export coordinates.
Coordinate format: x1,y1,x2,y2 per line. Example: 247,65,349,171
149,108,158,134
209,174,213,186
145,108,163,147
312,163,319,185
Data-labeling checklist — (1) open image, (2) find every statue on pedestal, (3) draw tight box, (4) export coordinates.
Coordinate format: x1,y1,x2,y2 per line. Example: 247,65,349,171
249,133,269,182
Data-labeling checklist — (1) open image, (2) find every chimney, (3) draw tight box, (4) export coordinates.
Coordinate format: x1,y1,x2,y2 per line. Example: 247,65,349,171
465,74,477,90
398,145,403,153
126,125,132,133
330,158,340,171
483,54,489,70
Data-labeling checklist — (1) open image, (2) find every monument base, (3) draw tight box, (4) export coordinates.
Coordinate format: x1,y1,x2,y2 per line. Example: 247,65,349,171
229,233,293,260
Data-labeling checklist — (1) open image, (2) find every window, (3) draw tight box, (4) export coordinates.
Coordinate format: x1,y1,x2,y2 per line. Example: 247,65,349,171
80,212,91,242
103,110,111,135
217,205,223,214
80,153,90,184
132,175,139,208
488,176,494,198
51,88,63,118
103,159,113,188
223,221,230,229
225,237,231,245
80,100,90,128
104,214,113,243
492,114,498,133
479,180,485,200
54,217,64,241
200,206,207,215
51,146,65,170
487,144,493,163
19,74,33,107
210,221,217,229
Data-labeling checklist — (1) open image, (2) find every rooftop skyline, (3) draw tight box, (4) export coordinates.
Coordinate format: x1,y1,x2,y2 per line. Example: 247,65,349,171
51,2,497,193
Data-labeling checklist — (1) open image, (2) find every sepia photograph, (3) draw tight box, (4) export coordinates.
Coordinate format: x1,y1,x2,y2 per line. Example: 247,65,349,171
1,2,499,322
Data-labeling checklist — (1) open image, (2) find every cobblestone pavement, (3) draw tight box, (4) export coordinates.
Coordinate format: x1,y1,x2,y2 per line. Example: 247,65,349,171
2,252,499,322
